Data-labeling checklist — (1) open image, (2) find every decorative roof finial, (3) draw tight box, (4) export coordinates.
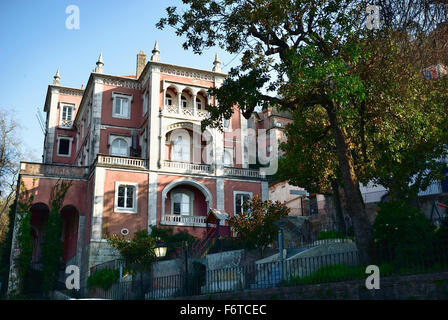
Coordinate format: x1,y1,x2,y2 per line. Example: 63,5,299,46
212,52,222,72
95,53,104,73
151,40,160,62
53,68,61,85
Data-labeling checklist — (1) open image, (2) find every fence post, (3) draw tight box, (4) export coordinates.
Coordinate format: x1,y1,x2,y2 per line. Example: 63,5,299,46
117,264,123,300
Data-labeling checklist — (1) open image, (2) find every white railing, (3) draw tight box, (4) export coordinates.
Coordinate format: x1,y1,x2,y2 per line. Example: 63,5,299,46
161,214,207,226
163,104,209,118
98,154,148,169
224,166,263,179
418,181,443,196
59,119,73,129
162,160,212,174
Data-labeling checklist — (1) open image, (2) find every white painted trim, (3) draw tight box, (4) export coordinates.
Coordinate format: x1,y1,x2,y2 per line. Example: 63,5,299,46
114,181,138,214
112,92,132,119
161,178,213,222
56,136,73,157
109,134,132,157
233,190,253,216
91,167,106,240
170,188,195,215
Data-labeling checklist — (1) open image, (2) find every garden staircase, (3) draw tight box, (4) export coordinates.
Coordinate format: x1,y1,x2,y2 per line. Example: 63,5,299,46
191,228,217,258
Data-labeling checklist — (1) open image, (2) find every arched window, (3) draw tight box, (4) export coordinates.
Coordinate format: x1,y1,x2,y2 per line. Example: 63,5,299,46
171,190,194,216
172,134,190,162
111,138,128,156
196,97,203,110
165,93,173,106
181,96,187,108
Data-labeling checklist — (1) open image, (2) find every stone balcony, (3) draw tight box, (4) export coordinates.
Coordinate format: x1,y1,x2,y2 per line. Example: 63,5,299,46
161,160,213,174
162,104,209,119
223,166,264,179
97,154,148,169
59,119,74,129
161,214,207,227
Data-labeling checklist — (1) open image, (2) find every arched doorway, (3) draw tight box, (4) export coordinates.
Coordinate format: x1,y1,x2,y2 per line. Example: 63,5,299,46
60,205,79,264
30,203,50,265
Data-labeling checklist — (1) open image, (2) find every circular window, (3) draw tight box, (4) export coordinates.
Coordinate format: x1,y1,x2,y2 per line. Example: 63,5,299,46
120,228,129,236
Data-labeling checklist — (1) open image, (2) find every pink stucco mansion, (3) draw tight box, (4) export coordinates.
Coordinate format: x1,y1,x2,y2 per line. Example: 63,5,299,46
7,42,268,291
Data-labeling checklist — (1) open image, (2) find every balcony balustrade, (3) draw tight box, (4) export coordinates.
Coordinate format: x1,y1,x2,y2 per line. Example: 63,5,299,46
59,119,74,129
97,154,148,169
223,166,264,179
162,160,213,174
163,103,209,119
161,214,207,227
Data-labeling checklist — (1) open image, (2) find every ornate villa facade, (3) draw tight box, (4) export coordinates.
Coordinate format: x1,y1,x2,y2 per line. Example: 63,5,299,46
7,42,268,292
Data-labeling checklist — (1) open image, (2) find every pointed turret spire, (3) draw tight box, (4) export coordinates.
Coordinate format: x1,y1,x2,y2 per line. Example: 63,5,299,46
53,68,61,85
95,53,104,73
212,53,222,72
151,41,160,62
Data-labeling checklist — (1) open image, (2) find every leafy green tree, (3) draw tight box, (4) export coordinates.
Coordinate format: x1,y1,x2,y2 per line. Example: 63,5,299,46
158,0,448,262
229,195,289,257
108,230,157,298
107,230,156,271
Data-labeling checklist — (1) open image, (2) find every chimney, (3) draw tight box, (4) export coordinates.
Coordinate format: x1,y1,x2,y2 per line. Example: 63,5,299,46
136,50,147,78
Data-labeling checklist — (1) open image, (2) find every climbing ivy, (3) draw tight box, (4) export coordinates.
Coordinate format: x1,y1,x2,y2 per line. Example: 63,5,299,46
14,180,35,295
40,179,72,295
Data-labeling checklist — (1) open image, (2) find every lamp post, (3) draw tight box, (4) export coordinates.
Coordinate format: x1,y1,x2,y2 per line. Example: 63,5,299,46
274,220,287,284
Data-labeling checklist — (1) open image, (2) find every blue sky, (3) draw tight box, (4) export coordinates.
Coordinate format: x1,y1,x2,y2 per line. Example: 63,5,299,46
0,0,238,161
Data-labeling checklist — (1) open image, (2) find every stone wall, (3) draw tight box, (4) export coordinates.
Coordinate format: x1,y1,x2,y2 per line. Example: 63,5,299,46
175,271,448,300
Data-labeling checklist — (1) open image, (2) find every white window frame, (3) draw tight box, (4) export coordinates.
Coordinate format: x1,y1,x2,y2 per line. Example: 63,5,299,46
109,135,132,157
56,136,73,157
171,133,191,163
114,182,138,214
165,93,173,106
181,95,188,108
223,147,234,166
233,191,253,217
171,189,194,216
59,103,75,128
112,93,132,119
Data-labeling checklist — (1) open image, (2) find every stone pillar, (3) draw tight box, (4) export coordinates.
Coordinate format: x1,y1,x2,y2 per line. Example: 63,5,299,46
192,93,197,117
91,167,106,241
177,92,182,114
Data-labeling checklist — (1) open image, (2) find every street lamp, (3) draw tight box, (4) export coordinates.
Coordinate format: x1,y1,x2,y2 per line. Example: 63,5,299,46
274,220,287,283
154,240,168,259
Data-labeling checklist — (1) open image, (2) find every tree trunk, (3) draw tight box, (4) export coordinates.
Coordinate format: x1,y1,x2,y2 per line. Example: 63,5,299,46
331,179,347,234
327,106,373,264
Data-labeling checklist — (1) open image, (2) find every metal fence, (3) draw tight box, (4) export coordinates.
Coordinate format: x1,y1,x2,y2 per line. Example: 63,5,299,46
80,242,448,300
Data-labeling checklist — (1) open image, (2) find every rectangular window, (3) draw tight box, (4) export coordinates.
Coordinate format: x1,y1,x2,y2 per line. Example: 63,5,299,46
57,137,72,157
60,103,75,128
112,94,131,119
115,182,138,213
234,192,252,216
223,147,234,166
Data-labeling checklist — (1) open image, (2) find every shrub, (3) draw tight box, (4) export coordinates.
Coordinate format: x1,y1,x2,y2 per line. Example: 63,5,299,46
373,201,435,249
317,230,346,240
87,269,120,291
372,200,437,266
